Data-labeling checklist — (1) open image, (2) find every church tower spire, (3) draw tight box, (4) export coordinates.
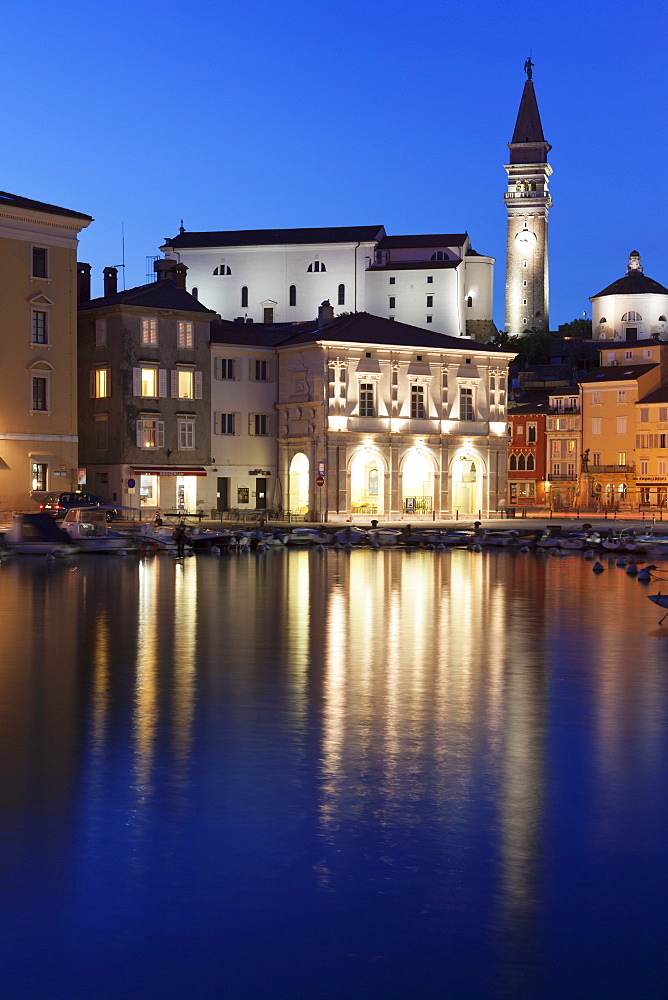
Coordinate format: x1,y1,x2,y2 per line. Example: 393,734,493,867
504,60,552,335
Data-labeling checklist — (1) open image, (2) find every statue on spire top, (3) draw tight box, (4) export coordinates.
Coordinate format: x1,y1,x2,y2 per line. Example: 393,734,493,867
524,56,534,80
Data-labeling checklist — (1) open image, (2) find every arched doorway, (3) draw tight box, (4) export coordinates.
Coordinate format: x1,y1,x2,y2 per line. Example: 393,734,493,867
401,450,434,515
350,449,383,515
289,453,309,515
451,455,479,516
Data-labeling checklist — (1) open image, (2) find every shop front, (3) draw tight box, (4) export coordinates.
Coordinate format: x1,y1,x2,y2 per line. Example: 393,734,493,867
129,466,207,513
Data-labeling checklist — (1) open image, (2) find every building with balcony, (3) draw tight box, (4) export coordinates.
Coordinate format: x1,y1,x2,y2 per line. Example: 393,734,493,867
545,387,580,510
0,191,92,510
508,397,549,508
206,304,514,519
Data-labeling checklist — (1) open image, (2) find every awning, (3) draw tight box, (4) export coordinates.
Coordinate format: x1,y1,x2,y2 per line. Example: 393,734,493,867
132,466,208,477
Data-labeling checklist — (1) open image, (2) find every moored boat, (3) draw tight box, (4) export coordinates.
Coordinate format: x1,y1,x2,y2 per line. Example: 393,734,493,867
4,512,78,556
61,507,137,552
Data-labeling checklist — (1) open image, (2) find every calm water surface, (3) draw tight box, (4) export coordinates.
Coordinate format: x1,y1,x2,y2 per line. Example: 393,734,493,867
1,547,667,999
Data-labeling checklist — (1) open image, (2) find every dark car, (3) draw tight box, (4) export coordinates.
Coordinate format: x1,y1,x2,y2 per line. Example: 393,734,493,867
37,491,118,522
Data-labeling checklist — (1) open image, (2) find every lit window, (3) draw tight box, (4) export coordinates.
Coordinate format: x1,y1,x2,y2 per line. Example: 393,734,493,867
141,318,158,345
32,310,48,344
177,369,194,398
32,462,48,491
91,368,110,398
178,418,195,450
32,247,48,278
178,321,194,348
137,418,164,449
141,368,158,397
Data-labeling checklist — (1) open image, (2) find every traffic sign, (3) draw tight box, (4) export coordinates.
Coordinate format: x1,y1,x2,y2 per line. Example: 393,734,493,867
127,478,136,489
316,475,325,487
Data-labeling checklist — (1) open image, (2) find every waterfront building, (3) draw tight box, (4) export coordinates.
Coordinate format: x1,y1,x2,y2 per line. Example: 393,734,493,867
579,340,668,508
590,251,668,343
507,397,549,509
77,261,215,513
208,303,514,520
504,61,552,335
545,387,581,510
0,191,92,509
160,226,496,342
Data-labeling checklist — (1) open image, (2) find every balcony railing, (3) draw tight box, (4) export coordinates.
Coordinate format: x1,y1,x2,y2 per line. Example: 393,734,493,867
547,474,578,482
588,464,635,474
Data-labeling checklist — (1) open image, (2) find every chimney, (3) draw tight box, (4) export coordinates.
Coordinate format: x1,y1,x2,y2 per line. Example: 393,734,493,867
77,262,91,304
172,262,188,289
154,258,177,282
103,266,118,297
318,299,335,328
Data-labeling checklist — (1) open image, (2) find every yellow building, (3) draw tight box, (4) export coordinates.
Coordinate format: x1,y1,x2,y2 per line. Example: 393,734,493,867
0,191,92,510
580,341,668,509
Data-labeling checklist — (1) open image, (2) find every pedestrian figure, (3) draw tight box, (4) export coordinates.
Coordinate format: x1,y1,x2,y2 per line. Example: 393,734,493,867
172,523,188,557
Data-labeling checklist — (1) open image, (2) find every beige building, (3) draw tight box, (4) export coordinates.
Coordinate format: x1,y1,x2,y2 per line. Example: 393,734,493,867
579,341,668,508
0,191,92,510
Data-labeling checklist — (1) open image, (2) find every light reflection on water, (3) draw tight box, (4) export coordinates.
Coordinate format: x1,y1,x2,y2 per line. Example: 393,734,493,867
0,549,667,998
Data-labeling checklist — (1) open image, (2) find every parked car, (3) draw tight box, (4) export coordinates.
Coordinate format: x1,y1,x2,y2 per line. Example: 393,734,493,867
37,491,118,522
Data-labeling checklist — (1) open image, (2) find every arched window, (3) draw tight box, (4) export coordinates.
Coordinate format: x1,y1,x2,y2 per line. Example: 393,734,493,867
660,316,667,322
307,261,326,272
509,455,517,470
527,454,535,470
430,251,448,261
621,311,642,322
192,287,198,300
241,286,248,308
466,296,473,307
599,317,607,324
289,285,297,307
338,284,345,306
518,455,526,470
213,265,232,276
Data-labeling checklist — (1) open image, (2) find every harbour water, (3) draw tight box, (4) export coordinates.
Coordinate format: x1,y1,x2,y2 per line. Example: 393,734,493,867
1,547,667,999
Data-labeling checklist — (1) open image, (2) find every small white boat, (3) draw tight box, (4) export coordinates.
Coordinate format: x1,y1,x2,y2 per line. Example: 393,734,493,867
284,527,332,546
61,507,137,553
4,512,78,556
135,523,180,550
368,528,402,546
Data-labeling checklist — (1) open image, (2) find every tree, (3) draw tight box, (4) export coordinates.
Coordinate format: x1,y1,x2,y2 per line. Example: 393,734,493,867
557,317,592,339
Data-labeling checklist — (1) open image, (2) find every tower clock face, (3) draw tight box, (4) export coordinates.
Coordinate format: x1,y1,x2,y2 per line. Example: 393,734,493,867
515,228,537,247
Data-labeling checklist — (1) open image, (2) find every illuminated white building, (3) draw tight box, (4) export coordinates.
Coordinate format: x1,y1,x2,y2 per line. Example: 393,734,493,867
208,304,514,519
161,225,496,342
591,251,668,342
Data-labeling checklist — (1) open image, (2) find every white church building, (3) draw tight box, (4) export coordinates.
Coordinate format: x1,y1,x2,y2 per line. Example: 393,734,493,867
591,251,668,342
161,225,496,342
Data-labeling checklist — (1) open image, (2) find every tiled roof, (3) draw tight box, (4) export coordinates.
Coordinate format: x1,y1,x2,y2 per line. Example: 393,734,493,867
80,279,214,313
637,385,668,404
580,364,659,383
278,312,514,353
209,312,515,355
591,271,668,298
164,226,385,249
0,190,92,221
375,234,467,250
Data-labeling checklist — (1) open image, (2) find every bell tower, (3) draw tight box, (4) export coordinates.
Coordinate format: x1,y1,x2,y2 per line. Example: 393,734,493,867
504,59,552,335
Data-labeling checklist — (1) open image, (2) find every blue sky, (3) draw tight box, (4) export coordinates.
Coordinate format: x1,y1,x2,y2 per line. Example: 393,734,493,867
4,0,668,328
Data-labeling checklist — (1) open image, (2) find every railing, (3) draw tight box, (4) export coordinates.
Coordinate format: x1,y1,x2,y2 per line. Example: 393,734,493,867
588,464,635,473
547,474,577,482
